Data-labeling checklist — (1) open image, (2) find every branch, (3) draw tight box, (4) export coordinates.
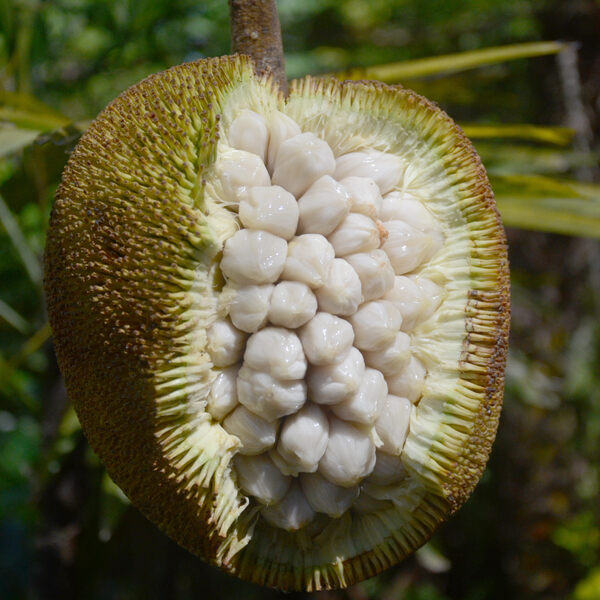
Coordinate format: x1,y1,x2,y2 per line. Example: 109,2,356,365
228,0,288,96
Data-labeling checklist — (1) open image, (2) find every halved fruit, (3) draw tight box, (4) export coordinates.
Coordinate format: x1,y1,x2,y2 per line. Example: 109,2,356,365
44,55,509,591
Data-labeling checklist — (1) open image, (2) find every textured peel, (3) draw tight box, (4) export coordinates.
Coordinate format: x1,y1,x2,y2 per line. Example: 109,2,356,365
44,55,509,591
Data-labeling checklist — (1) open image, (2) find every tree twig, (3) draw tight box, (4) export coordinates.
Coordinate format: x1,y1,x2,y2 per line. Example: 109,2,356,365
228,0,288,96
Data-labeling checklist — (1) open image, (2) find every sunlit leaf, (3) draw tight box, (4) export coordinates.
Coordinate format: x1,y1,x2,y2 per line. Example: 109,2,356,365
0,90,70,130
461,124,575,145
0,126,40,156
0,192,42,287
329,41,569,82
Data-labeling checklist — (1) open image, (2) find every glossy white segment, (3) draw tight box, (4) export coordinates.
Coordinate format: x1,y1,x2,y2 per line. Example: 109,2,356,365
206,319,247,367
297,175,351,235
268,281,318,329
266,111,302,174
386,356,426,403
216,148,271,203
334,149,403,194
331,367,387,424
307,347,365,405
381,220,435,275
328,213,382,257
299,313,354,365
319,418,376,487
244,327,307,380
229,284,273,333
349,300,402,351
228,109,269,162
234,453,291,505
207,365,240,421
363,331,411,375
379,193,439,231
276,403,329,475
238,185,299,241
383,276,422,331
236,365,306,421
261,481,315,531
414,275,444,322
314,258,362,317
223,405,277,455
346,249,395,302
368,450,407,485
339,176,383,218
300,472,359,517
282,234,335,288
220,229,287,286
375,395,411,455
272,132,336,198
384,276,444,331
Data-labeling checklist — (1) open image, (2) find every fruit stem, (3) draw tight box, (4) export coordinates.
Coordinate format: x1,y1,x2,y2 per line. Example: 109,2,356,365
229,0,288,96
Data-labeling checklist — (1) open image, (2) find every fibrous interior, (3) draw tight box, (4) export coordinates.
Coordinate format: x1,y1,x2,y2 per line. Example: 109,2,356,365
204,106,445,530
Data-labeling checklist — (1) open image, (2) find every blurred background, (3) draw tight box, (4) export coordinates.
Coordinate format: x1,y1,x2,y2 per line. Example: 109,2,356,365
1,1,600,599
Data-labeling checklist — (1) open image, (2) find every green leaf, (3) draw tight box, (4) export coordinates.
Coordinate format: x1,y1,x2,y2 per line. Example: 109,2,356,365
0,90,70,131
461,124,575,146
329,41,569,82
493,175,600,239
0,126,40,156
0,299,29,334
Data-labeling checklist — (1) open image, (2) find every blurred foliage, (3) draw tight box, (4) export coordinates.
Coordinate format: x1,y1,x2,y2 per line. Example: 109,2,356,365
1,1,600,599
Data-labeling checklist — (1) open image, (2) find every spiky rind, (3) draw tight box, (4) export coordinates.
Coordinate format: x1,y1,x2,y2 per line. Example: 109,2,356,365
45,58,509,592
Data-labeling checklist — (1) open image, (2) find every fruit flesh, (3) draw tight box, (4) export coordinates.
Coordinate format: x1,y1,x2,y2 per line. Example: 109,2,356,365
44,56,509,591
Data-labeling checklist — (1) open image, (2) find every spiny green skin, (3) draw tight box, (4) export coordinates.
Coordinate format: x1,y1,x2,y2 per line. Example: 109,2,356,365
44,55,509,591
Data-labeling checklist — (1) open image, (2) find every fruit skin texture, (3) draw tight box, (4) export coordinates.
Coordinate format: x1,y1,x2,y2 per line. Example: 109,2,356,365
44,55,509,591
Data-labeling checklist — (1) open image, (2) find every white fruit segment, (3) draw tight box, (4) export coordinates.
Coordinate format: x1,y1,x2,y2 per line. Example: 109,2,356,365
275,403,329,475
334,149,403,194
297,175,351,235
236,366,306,421
384,275,444,331
207,365,240,420
346,249,395,302
307,347,365,405
300,472,359,517
375,395,412,455
319,418,376,487
261,481,315,531
299,313,354,366
223,405,277,455
206,319,247,367
272,132,336,198
234,453,291,505
386,356,426,403
244,327,307,380
216,148,271,203
331,367,387,424
363,331,411,376
228,109,269,163
349,300,402,351
379,193,438,232
339,176,383,217
229,284,273,333
314,258,362,317
283,234,335,289
221,229,287,285
238,185,299,241
266,111,302,174
328,213,382,257
368,450,407,486
268,281,318,329
381,220,435,275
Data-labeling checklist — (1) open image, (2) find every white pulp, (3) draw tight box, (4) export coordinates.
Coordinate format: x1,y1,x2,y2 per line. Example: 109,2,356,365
207,108,446,528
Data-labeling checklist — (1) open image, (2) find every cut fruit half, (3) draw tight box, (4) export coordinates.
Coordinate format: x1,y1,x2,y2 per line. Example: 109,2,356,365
44,55,509,591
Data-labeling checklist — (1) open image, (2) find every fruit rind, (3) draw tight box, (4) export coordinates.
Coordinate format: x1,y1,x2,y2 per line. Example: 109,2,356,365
44,55,509,591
